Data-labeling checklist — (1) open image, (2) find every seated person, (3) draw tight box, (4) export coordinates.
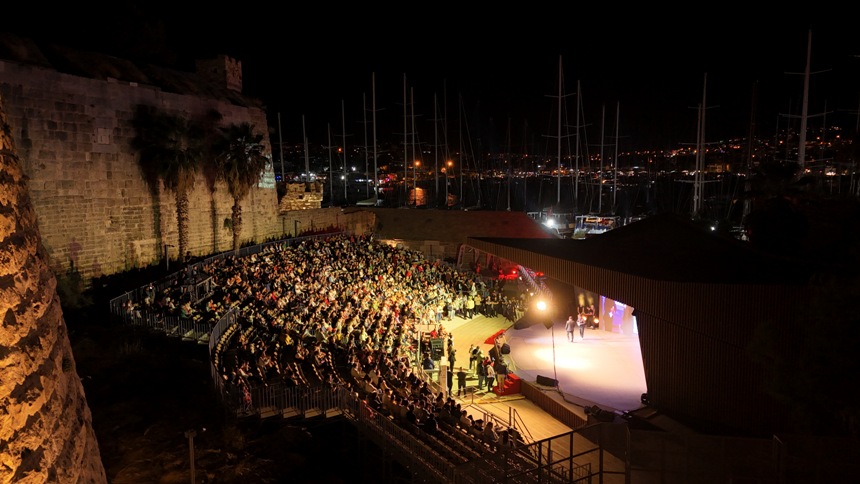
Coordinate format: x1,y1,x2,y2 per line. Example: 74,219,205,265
422,353,435,371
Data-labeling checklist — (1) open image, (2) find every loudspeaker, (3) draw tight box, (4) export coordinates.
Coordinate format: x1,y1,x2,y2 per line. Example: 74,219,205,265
586,405,615,422
536,375,558,387
512,316,531,330
596,408,615,422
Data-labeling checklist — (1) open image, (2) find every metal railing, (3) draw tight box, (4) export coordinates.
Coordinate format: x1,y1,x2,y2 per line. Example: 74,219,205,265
112,304,210,345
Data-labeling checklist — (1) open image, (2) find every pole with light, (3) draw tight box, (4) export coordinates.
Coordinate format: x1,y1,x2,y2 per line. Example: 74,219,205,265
537,299,559,385
414,160,420,206
446,160,453,207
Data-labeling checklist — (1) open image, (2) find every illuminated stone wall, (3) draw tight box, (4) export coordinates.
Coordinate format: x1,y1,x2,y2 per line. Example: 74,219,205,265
0,59,281,281
0,95,107,483
278,182,323,211
0,53,380,285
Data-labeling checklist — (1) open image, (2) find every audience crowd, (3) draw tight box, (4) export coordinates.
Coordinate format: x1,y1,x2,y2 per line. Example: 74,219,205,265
128,233,530,455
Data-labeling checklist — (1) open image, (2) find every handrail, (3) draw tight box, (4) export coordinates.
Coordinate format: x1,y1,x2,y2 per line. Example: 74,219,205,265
470,403,534,446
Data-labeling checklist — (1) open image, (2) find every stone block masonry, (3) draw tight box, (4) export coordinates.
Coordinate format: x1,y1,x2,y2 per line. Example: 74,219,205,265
0,59,283,282
0,47,379,286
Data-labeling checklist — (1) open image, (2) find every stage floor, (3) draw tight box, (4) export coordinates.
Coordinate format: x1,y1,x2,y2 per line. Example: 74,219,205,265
501,322,648,414
445,311,648,416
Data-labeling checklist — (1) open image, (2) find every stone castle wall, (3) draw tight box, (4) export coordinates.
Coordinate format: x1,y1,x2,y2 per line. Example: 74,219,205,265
0,60,286,281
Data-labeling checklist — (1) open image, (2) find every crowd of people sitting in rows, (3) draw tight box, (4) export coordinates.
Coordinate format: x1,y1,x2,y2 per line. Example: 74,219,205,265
125,233,529,453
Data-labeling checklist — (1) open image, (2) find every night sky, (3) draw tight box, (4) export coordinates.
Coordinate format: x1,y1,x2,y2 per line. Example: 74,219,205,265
7,5,860,153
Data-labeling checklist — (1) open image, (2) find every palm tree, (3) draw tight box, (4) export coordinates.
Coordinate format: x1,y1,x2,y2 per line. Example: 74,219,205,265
132,107,204,262
215,122,270,253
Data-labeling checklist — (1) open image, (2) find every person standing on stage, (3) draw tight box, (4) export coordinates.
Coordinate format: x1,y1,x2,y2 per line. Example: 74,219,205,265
476,357,487,390
456,367,468,397
577,313,586,340
583,303,596,329
565,315,575,342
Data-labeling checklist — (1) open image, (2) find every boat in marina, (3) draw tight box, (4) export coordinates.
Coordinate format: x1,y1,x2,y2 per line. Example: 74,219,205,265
323,30,850,247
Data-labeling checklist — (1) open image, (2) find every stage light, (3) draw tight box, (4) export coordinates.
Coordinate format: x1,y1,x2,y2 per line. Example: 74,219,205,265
536,300,547,311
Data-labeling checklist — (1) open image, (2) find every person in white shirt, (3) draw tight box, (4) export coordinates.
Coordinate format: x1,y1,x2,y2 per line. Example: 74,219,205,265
577,313,586,340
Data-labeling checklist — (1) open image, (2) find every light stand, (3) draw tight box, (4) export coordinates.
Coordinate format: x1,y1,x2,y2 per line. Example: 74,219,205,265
538,300,559,386
539,299,584,409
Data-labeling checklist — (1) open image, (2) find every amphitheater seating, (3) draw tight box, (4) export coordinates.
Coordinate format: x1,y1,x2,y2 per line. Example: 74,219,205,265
117,234,547,479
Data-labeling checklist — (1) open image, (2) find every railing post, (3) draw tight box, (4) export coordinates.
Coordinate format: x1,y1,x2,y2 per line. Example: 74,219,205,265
184,429,196,484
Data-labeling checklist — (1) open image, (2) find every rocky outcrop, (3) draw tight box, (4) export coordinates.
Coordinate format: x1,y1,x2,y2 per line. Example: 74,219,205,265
0,94,106,483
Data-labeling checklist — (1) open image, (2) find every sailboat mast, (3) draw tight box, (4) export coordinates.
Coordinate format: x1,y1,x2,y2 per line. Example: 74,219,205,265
372,73,378,200
693,73,707,218
693,101,702,217
741,81,757,222
327,123,333,204
411,87,417,206
575,81,581,212
598,104,605,214
277,112,285,183
613,101,619,211
434,93,439,202
341,99,348,203
557,55,563,206
506,117,512,211
363,93,369,198
302,115,309,184
459,93,464,209
403,74,408,207
798,29,812,168
522,120,528,212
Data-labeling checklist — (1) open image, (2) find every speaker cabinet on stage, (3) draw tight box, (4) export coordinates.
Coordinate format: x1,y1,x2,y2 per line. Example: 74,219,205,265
536,375,558,387
429,338,444,360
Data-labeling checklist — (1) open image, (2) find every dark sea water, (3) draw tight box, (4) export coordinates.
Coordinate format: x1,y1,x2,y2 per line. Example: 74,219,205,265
328,173,755,225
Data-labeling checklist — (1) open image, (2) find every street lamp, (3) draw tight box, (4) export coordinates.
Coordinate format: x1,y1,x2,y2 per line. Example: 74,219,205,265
445,160,453,208
413,160,420,207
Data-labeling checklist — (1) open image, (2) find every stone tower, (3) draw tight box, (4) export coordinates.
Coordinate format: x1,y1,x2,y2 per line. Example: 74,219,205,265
0,96,107,482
